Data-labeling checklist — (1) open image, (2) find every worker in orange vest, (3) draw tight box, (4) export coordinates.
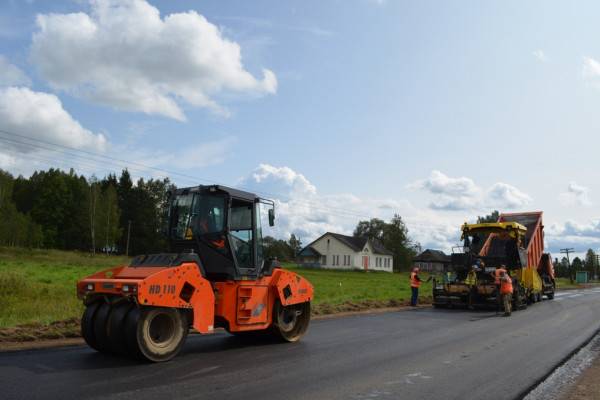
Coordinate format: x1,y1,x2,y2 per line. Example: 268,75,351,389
493,265,508,312
410,267,431,307
500,271,513,316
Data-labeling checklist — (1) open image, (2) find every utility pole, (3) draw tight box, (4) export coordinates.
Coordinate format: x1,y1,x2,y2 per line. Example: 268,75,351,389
126,220,132,257
595,254,600,282
560,248,575,284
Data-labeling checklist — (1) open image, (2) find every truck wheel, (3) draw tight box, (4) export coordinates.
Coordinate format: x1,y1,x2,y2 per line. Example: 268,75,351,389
547,291,555,300
272,301,311,342
81,301,102,351
133,307,188,362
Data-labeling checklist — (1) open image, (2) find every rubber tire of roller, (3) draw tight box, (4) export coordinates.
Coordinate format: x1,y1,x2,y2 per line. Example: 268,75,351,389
124,306,143,360
106,302,134,355
92,302,113,353
81,301,102,352
134,307,188,363
272,301,311,342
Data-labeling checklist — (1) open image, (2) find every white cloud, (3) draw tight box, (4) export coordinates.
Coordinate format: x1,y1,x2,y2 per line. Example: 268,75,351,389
30,0,277,121
583,57,600,83
0,56,31,87
487,182,533,209
532,49,547,62
545,219,600,253
409,170,532,211
239,164,462,252
559,181,592,207
0,86,107,154
165,137,237,169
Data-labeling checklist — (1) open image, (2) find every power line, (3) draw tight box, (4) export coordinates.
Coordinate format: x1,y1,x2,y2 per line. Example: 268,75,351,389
0,129,379,220
0,128,470,231
0,129,378,219
560,248,575,284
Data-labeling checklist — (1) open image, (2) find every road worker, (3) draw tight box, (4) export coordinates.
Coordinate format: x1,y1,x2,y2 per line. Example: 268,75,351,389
465,264,479,310
500,271,513,316
410,267,431,307
492,264,508,311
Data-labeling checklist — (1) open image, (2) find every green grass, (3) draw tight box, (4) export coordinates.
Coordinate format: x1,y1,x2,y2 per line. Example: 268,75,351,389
284,263,432,307
0,247,129,328
0,248,430,330
555,277,600,290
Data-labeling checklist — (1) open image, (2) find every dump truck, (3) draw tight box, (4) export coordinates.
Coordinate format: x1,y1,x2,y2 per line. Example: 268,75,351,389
77,185,313,362
432,211,555,309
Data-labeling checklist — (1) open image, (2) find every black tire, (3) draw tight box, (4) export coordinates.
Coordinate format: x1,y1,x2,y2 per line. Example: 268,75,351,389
93,302,112,353
130,307,188,362
107,302,134,355
547,291,555,300
81,301,102,352
271,301,311,342
124,306,143,359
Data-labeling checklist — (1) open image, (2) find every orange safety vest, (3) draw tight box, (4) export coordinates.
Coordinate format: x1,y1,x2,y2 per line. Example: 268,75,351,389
410,272,421,288
494,268,507,285
500,276,513,294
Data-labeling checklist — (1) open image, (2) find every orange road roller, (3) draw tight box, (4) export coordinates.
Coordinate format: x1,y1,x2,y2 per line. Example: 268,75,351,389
77,185,313,362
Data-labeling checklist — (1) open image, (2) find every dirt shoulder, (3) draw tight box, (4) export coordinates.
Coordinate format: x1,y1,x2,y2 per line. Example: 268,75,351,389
562,353,600,400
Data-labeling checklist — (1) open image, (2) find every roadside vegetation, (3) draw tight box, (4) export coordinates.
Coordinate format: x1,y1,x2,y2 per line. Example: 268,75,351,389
0,248,429,340
0,248,129,330
1,246,595,343
284,264,431,314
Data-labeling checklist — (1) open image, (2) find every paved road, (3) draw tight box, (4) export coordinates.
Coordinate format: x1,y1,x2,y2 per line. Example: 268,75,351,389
2,289,600,400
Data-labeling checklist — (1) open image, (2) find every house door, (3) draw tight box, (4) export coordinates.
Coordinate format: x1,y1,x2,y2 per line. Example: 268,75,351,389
362,256,369,270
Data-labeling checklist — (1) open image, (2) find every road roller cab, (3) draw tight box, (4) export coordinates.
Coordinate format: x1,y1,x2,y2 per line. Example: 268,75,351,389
77,185,314,362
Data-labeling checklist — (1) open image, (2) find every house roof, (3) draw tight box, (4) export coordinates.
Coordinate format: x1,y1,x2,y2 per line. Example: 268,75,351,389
298,246,322,257
299,232,394,256
413,249,451,263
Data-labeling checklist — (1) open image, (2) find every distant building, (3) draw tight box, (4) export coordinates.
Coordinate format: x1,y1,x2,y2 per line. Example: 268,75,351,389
413,249,451,273
297,232,394,272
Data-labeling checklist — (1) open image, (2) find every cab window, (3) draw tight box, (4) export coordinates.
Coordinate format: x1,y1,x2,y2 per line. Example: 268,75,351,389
229,199,253,268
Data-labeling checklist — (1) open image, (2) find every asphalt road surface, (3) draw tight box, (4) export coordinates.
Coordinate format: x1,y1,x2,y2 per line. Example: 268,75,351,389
2,289,600,400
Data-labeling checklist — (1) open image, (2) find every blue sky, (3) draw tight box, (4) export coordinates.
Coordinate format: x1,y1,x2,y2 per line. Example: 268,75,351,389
0,0,599,257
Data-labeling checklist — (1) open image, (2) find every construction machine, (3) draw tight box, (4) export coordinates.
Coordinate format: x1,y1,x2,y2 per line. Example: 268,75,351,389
77,185,313,362
432,211,555,309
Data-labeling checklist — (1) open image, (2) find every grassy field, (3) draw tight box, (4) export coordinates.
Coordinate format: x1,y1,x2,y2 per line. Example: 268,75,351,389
0,247,430,331
0,247,129,329
284,264,431,311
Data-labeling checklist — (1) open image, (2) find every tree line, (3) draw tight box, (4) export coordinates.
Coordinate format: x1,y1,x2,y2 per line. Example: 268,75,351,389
554,249,599,281
0,168,171,255
0,167,421,271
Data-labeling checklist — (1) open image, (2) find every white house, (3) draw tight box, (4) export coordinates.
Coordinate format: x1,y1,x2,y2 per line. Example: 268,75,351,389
297,232,394,272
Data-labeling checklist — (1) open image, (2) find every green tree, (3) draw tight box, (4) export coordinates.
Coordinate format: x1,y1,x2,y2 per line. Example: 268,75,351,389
584,249,597,278
477,210,500,223
572,257,583,271
353,218,386,242
354,214,419,272
263,236,294,261
288,234,302,258
0,169,43,248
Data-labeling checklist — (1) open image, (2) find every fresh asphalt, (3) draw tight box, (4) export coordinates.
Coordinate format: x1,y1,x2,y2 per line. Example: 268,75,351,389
2,289,600,400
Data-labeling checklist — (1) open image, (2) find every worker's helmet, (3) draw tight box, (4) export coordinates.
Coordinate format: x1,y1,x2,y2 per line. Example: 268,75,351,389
413,267,419,272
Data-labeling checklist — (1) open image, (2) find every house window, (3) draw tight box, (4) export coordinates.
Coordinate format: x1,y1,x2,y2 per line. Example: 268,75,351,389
321,255,327,265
